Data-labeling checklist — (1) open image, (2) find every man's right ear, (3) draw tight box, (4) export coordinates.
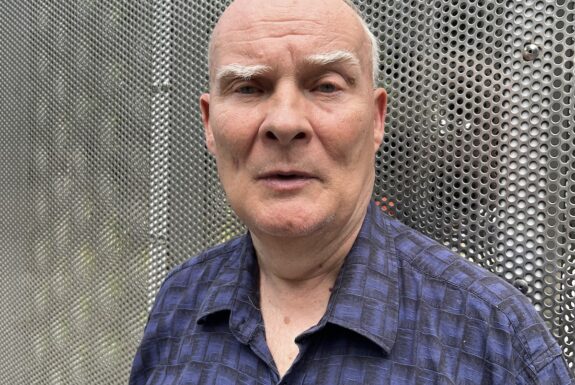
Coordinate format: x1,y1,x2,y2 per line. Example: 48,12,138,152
199,93,217,155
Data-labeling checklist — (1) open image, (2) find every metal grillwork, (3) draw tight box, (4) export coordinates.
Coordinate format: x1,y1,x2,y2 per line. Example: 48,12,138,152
0,0,573,383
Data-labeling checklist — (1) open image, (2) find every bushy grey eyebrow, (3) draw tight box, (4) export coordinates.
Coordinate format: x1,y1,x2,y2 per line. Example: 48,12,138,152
215,64,272,84
303,50,361,68
215,51,360,87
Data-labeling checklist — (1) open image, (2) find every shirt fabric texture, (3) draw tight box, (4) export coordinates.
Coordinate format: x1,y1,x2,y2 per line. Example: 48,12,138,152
130,202,574,385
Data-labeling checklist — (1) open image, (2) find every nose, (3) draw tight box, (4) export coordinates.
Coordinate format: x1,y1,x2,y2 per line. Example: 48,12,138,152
259,83,312,145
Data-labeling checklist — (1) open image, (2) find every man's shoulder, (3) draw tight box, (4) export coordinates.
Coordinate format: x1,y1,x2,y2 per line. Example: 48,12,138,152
383,214,522,308
148,234,248,315
163,234,247,286
380,213,564,373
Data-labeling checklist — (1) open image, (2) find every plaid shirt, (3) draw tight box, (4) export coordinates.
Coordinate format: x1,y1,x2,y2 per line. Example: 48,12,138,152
130,202,574,384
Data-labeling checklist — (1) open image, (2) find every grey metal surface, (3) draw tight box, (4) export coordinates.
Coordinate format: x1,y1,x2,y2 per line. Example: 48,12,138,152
1,3,33,382
0,0,573,383
1,1,152,383
369,0,575,369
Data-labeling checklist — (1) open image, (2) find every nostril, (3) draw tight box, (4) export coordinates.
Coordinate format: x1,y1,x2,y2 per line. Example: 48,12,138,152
265,131,277,140
263,128,307,143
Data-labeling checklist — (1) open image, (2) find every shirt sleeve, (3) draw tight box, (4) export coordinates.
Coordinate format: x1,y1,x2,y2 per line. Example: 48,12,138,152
128,268,180,385
128,300,163,385
510,316,575,385
516,352,575,385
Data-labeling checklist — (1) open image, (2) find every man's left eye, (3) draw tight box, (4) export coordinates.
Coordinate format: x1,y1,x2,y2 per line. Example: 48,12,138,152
236,86,259,94
315,83,338,93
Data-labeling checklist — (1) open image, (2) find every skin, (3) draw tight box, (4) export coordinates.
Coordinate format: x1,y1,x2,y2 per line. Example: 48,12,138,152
200,0,387,377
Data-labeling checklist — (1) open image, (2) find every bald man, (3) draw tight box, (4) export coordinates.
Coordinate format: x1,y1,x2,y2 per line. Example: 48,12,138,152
130,1,574,384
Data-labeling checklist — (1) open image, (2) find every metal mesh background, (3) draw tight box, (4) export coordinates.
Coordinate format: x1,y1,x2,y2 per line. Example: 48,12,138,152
0,0,573,383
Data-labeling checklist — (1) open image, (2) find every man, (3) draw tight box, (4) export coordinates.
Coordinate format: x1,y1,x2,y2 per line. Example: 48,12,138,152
130,0,574,383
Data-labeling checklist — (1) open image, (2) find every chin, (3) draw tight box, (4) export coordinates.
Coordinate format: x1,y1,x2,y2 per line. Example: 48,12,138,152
241,205,336,239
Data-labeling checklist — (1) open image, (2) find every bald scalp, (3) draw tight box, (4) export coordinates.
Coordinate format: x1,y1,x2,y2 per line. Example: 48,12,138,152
206,0,380,86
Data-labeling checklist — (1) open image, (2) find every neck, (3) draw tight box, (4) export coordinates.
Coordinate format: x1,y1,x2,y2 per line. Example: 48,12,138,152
252,204,368,297
253,203,369,377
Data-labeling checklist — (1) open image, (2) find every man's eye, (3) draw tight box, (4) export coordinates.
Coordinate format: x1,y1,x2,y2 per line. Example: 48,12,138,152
315,83,338,93
235,85,259,95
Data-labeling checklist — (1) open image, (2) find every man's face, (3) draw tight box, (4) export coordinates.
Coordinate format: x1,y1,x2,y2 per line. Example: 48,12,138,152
200,0,387,240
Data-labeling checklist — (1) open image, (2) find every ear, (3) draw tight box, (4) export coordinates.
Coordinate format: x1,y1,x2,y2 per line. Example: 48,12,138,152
373,88,387,152
199,93,217,155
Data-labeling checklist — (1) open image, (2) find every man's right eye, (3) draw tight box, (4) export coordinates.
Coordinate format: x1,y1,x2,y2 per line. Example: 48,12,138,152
235,85,259,95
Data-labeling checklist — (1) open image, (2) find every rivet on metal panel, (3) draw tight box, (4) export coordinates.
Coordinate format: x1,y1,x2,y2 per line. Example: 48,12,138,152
514,278,530,294
523,43,541,61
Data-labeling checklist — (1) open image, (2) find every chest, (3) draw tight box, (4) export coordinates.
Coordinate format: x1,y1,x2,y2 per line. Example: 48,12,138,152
143,324,515,385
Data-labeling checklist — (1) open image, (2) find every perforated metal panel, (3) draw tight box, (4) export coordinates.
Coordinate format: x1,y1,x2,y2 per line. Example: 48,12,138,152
0,0,573,383
369,0,575,369
1,1,152,383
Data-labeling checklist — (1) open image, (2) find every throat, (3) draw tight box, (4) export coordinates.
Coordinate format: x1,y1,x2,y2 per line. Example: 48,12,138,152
259,273,334,377
261,297,328,378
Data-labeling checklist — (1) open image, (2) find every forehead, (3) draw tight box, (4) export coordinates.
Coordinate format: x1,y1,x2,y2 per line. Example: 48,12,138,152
210,0,368,69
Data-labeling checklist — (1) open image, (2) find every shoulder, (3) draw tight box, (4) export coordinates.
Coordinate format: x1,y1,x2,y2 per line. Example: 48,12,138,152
150,234,247,311
167,235,246,280
382,213,567,377
385,215,521,307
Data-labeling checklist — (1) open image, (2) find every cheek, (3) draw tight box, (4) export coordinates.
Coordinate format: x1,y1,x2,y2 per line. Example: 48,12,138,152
316,109,374,166
211,106,258,167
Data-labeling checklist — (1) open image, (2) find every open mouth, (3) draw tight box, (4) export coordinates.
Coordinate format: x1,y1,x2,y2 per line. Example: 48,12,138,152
257,170,316,189
261,171,314,180
272,173,307,180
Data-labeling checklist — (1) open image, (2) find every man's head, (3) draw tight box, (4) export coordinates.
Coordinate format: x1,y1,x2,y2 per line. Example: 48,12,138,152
200,0,387,241
206,0,381,86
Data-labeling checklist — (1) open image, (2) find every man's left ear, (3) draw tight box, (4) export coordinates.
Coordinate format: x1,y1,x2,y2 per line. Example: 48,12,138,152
199,93,217,156
373,88,387,152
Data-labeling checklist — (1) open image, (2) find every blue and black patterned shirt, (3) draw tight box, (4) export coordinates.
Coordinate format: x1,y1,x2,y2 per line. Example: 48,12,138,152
130,202,574,384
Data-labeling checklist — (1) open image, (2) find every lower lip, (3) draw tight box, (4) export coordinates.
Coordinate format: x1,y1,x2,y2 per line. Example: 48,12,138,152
258,177,315,191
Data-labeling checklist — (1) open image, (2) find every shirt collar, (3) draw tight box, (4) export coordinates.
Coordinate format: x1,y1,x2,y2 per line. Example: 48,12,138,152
196,202,400,352
322,202,400,353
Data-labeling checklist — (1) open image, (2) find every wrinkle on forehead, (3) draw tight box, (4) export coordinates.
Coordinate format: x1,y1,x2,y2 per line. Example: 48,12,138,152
213,17,333,50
